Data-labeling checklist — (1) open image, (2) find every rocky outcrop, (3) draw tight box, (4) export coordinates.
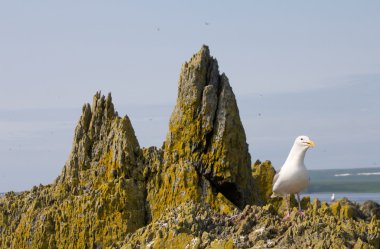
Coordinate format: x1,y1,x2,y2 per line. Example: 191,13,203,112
0,46,379,249
0,93,146,248
361,201,380,220
0,46,257,248
57,92,141,186
145,46,260,220
119,200,380,249
330,198,365,220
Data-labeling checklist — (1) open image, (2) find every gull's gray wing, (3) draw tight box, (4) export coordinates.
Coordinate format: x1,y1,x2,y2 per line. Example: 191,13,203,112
272,171,280,187
271,170,281,198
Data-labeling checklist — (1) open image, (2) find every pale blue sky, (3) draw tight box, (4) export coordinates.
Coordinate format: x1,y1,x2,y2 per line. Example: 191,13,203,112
0,1,379,192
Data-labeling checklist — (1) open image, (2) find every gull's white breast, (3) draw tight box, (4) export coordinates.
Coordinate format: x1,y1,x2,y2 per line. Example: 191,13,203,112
273,164,309,195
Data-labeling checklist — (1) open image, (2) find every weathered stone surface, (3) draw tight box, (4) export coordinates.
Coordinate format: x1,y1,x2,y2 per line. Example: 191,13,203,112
252,160,276,203
0,92,146,248
119,201,379,249
162,45,259,208
142,46,262,222
330,198,365,220
0,46,378,249
361,200,380,220
58,92,141,186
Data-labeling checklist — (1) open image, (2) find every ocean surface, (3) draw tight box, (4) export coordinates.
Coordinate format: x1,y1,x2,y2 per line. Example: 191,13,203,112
304,192,380,204
303,167,380,203
306,167,380,193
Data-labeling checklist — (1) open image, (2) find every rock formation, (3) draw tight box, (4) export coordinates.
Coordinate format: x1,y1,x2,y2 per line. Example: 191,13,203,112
0,93,146,248
145,46,260,221
120,200,380,249
0,46,379,249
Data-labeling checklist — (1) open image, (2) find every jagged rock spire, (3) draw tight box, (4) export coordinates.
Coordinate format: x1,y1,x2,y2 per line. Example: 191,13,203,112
164,45,259,207
57,91,140,186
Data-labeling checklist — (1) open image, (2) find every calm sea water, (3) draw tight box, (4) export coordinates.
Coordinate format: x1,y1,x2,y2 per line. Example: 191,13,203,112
305,192,380,204
304,168,380,203
306,167,380,193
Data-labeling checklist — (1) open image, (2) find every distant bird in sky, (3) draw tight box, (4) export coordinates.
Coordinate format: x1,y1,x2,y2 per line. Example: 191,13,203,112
204,21,210,26
331,193,335,202
271,135,315,220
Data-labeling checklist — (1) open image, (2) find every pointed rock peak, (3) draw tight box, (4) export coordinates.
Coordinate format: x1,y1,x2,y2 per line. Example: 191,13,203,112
182,45,217,78
79,103,92,133
200,44,210,54
57,91,140,187
190,45,211,62
91,91,115,119
165,46,259,208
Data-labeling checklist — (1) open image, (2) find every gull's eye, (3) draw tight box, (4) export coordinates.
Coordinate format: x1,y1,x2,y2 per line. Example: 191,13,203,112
300,138,304,141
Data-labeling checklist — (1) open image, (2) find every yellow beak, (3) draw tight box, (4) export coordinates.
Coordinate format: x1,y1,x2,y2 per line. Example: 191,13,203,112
307,140,316,148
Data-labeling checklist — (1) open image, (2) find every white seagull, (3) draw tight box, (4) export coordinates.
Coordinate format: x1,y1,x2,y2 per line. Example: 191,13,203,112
272,135,315,219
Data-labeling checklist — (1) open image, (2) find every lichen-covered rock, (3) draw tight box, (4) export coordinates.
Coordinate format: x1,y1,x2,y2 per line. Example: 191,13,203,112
0,92,146,248
57,92,141,186
252,160,276,203
361,200,380,220
330,198,365,220
0,46,378,249
119,201,379,249
162,45,258,208
144,46,261,221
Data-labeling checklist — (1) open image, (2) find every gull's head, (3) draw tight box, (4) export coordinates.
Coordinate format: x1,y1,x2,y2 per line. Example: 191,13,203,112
294,135,315,149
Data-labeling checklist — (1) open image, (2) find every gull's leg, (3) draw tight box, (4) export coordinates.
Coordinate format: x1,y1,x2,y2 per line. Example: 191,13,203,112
296,193,305,216
283,194,290,220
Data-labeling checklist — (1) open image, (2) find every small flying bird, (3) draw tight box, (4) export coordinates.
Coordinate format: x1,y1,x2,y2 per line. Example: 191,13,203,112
331,193,335,202
204,21,210,26
271,135,315,220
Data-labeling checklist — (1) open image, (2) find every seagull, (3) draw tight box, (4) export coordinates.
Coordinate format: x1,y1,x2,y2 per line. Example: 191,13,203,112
271,135,315,220
331,193,335,202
